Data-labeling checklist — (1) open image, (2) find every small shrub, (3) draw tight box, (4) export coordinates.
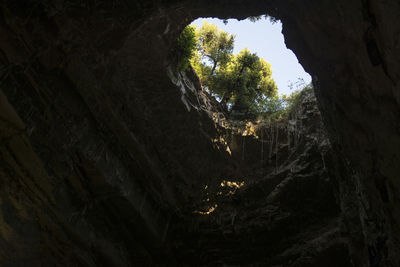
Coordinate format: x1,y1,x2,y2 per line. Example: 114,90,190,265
173,25,197,71
284,84,313,114
257,83,313,122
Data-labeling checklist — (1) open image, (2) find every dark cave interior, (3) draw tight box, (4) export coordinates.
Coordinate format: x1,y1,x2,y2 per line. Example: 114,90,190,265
0,0,400,266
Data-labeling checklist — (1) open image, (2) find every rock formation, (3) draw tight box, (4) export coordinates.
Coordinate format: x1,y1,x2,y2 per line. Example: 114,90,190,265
0,0,399,266
173,89,352,266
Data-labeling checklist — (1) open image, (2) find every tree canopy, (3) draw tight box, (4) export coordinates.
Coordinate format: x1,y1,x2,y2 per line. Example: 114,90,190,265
189,22,278,118
173,25,196,71
173,21,313,121
195,21,234,76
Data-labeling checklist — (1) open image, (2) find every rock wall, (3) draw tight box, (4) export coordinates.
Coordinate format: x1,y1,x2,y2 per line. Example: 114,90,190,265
0,0,400,266
186,1,400,266
0,2,232,265
173,89,353,267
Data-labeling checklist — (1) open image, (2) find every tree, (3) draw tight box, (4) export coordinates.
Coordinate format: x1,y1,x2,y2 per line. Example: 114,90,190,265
173,25,197,71
189,22,278,118
259,83,314,121
206,48,278,115
227,48,277,116
190,21,235,87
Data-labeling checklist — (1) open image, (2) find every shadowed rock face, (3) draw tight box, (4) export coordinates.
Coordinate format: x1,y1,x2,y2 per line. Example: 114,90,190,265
173,89,353,266
0,0,399,266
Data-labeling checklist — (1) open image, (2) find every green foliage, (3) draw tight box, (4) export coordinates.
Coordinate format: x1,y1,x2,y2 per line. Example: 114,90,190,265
221,15,279,25
259,83,313,121
197,21,234,69
187,20,312,122
259,94,286,120
284,84,313,113
221,48,278,117
190,21,235,83
190,21,277,119
174,25,197,71
248,14,279,24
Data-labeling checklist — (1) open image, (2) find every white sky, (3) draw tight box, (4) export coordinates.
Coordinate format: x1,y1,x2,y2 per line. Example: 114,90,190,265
191,18,311,96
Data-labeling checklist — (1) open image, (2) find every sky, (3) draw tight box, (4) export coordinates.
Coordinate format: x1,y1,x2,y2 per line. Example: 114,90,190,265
191,18,311,96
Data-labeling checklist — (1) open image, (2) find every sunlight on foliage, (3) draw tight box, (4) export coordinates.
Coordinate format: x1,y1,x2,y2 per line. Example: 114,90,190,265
174,20,312,123
173,25,197,71
189,21,278,118
258,83,313,121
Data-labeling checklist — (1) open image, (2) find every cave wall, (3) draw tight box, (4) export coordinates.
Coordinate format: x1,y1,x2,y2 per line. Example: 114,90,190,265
269,1,400,266
0,1,233,265
173,89,352,266
183,1,400,266
0,0,400,266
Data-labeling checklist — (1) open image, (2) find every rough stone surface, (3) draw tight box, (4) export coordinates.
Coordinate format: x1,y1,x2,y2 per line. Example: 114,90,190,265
173,89,352,266
0,0,399,266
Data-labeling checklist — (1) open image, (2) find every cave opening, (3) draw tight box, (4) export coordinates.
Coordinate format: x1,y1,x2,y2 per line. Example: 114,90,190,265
190,17,312,95
0,1,399,266
168,14,345,266
173,16,317,215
